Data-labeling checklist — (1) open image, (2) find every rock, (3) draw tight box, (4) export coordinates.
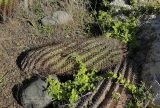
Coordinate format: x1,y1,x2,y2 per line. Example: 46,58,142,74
41,11,73,26
20,76,56,108
139,16,160,105
151,81,160,105
110,0,131,9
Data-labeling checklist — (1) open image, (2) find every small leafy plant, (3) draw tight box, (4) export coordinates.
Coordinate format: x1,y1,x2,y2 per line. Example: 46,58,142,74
47,54,102,107
94,0,160,50
98,10,138,49
106,72,153,108
129,0,137,6
98,0,139,45
112,92,121,102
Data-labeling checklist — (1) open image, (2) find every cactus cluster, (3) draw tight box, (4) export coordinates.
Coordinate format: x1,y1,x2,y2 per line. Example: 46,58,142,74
20,37,126,76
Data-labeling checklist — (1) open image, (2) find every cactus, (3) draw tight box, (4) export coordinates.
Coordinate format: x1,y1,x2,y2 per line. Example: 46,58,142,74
19,37,127,76
74,59,135,108
18,37,139,108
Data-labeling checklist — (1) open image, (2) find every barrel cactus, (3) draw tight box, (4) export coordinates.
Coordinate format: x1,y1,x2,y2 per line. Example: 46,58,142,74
19,37,127,76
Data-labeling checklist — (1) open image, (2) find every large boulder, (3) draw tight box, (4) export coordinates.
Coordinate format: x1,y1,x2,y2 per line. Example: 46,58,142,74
13,75,58,108
139,16,160,105
20,76,53,108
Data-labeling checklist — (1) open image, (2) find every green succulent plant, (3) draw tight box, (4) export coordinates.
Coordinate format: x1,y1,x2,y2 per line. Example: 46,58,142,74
47,54,103,106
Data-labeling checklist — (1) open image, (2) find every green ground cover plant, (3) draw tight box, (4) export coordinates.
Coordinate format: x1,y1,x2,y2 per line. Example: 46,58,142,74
47,54,102,107
95,0,139,49
98,10,138,45
106,72,153,108
90,0,160,50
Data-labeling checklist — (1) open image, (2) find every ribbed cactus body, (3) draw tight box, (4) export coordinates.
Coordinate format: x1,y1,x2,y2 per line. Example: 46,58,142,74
20,38,126,75
74,59,135,108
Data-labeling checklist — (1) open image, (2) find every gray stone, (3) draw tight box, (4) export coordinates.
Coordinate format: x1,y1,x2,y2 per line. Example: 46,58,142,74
21,77,53,108
139,16,160,105
110,0,131,9
151,81,160,105
41,11,73,26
